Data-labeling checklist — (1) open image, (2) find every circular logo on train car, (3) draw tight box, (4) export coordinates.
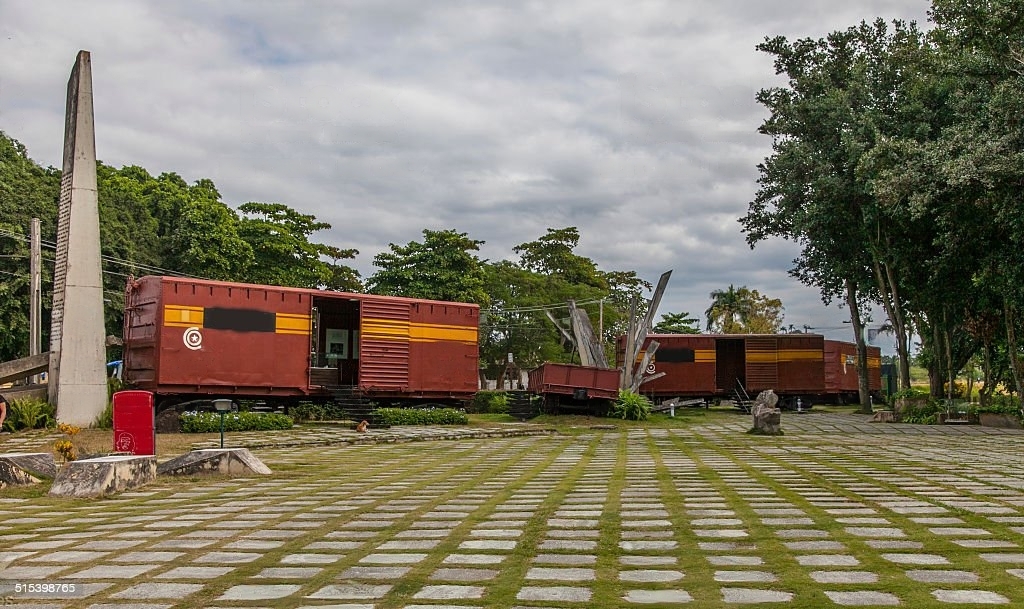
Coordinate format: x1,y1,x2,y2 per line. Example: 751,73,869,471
183,327,203,350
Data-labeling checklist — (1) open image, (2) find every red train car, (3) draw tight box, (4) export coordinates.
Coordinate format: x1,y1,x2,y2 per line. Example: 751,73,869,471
617,334,826,403
617,333,882,408
123,276,479,409
824,340,882,403
528,362,620,412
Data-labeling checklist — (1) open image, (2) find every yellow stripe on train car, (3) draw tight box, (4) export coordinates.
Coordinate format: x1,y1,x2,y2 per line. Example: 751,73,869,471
275,313,311,335
363,318,477,343
778,349,825,361
164,305,204,327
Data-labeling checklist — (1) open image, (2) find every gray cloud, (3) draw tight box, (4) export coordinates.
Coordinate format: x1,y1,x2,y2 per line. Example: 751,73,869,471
0,0,928,347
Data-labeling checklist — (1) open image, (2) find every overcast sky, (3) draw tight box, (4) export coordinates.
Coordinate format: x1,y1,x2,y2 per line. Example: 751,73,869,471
1,0,931,347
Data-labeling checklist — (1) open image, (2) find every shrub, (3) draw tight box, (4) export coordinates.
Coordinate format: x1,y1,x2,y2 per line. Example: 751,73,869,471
976,395,1023,416
290,402,356,422
179,411,294,433
611,390,651,421
371,407,468,426
3,398,56,432
898,399,943,424
470,391,508,414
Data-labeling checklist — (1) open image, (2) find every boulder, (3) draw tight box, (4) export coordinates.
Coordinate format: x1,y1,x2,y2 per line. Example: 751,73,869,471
750,389,783,435
155,408,181,434
0,452,58,485
157,448,272,477
871,410,896,423
49,455,156,498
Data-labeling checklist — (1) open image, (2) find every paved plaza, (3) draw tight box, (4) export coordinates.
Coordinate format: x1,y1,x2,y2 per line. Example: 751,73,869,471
3,413,1024,607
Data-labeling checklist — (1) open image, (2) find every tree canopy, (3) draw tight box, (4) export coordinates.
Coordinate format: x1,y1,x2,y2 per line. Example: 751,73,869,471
743,0,1024,406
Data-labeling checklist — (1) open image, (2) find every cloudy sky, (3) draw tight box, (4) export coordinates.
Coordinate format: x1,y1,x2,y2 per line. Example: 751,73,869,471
1,0,930,346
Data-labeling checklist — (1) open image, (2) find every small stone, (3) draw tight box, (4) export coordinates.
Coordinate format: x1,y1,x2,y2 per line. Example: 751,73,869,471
905,570,978,583
931,590,1008,604
824,591,901,605
721,588,794,603
218,584,301,600
623,589,694,603
516,586,592,602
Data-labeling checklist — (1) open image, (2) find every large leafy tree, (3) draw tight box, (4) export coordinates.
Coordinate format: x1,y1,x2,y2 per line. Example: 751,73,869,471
367,229,489,304
0,132,59,361
237,202,359,290
653,311,701,334
742,19,934,403
705,285,784,334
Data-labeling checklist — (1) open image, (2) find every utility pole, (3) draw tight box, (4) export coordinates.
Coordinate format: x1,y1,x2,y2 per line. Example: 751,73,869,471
30,218,42,383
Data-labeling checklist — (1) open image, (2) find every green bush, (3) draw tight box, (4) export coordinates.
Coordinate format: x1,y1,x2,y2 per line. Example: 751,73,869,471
976,395,1023,416
3,398,56,432
179,411,294,433
899,399,943,424
470,391,508,414
371,407,468,426
290,402,346,422
611,390,651,421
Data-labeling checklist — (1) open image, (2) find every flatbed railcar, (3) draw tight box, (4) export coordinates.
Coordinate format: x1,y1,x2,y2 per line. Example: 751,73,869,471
527,362,620,414
616,333,881,408
122,275,479,411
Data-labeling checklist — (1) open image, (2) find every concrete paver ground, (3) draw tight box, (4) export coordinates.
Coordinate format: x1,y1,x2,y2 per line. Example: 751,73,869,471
2,414,1024,607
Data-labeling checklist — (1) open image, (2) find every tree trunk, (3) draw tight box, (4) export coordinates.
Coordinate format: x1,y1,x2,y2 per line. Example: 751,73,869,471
1005,300,1024,404
943,313,955,401
872,257,912,391
883,258,913,390
845,280,872,413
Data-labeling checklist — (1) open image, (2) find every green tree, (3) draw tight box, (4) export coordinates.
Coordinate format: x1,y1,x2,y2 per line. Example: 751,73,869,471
705,285,784,334
513,227,607,290
367,229,489,304
653,311,701,334
705,285,754,333
0,132,59,362
742,19,938,407
237,202,359,289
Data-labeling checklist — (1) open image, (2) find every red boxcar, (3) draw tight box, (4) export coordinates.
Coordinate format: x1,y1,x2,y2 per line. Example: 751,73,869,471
123,276,479,408
527,362,620,413
824,340,882,402
617,333,879,407
528,363,620,400
618,334,825,401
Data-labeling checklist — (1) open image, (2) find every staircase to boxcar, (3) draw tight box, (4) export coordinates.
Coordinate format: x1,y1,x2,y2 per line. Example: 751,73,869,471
732,379,754,413
330,387,388,428
506,390,538,421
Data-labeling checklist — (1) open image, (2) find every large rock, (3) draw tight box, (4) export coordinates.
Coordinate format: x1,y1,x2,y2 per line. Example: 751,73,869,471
0,452,58,486
155,408,181,434
871,410,896,423
750,389,783,435
157,448,272,477
48,455,156,498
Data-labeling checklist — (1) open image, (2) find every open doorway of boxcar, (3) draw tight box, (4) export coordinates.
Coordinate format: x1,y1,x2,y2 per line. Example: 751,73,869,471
309,296,360,389
715,338,746,395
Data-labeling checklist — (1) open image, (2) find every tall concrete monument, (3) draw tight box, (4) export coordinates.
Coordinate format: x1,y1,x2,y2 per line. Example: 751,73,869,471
49,50,108,426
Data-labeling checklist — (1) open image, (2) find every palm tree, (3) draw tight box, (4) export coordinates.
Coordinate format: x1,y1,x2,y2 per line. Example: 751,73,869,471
705,285,755,333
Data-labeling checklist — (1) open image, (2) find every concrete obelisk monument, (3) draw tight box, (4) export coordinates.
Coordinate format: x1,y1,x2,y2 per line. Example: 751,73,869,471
48,50,108,426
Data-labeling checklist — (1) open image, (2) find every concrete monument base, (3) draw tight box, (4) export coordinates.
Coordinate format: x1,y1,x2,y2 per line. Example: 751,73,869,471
0,452,58,486
157,448,272,477
48,454,156,498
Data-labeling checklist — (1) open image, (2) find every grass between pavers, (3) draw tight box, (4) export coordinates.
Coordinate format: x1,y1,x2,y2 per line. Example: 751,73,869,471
3,418,1024,607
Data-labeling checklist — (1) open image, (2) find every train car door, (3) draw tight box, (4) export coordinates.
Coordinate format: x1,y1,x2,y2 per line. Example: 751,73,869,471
715,338,746,394
309,296,361,388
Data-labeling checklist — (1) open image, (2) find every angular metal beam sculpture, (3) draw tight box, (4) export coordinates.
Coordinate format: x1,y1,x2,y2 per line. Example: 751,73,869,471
48,50,108,426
